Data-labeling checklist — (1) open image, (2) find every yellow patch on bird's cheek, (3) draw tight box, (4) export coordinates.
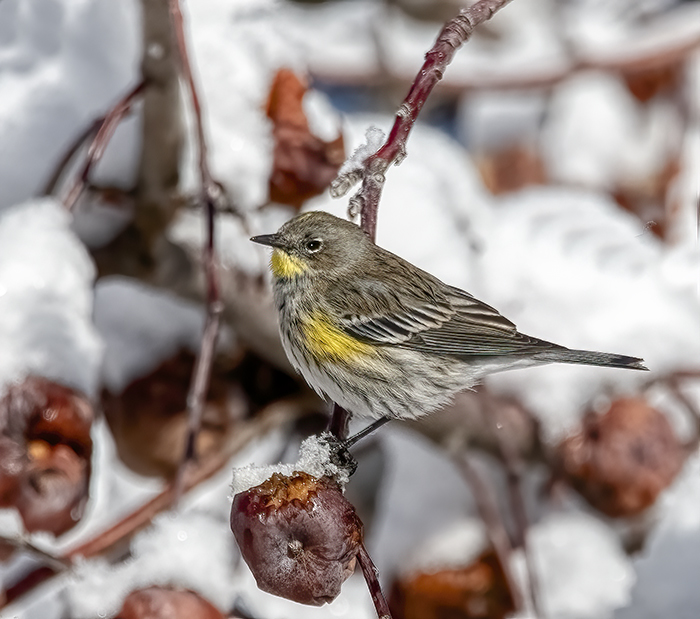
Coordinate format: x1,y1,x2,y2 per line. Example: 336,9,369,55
303,314,375,361
270,249,307,279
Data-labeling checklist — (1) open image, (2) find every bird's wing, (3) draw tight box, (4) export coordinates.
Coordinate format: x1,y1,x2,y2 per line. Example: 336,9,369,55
334,277,556,357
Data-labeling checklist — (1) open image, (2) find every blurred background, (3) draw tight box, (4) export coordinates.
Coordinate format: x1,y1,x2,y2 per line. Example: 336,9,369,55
0,0,699,618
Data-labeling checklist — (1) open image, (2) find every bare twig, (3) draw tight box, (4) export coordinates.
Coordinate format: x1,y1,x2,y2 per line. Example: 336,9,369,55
357,542,392,619
0,536,70,571
167,0,217,199
640,370,700,396
64,398,293,561
658,374,700,451
313,29,700,94
331,0,514,238
62,81,146,211
455,452,525,612
487,402,543,618
167,0,224,499
42,118,103,196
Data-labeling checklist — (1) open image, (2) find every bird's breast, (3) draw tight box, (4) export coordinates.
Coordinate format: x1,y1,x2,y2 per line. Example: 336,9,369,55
300,312,375,362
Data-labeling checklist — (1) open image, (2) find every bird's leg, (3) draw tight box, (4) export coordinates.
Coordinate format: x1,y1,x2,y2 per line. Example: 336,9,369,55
325,417,391,476
342,417,391,449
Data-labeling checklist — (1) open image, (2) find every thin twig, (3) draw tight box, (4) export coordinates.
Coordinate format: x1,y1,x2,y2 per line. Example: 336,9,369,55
357,542,393,619
167,0,224,499
331,1,517,610
313,30,700,93
42,118,103,196
640,369,700,391
62,81,146,211
65,398,285,561
665,376,700,451
167,0,216,196
483,395,543,618
332,0,514,238
455,452,525,613
0,536,70,571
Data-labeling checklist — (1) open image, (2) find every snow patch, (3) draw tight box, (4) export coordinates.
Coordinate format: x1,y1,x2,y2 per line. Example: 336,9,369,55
0,198,102,397
231,432,351,496
65,510,237,618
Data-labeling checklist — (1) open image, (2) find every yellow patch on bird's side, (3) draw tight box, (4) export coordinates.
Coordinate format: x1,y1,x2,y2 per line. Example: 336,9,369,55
303,313,375,361
270,249,307,279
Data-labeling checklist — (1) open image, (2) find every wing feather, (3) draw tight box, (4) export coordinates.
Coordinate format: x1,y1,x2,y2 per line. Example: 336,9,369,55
326,247,557,358
335,283,559,358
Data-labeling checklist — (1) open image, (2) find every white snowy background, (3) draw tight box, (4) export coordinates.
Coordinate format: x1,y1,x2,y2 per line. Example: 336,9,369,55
0,0,699,617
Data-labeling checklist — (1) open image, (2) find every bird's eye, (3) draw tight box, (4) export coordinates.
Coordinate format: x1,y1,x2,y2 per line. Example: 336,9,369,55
305,239,322,253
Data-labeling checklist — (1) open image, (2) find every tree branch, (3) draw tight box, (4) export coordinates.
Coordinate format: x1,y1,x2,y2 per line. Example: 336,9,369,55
166,0,225,499
61,81,146,212
487,402,543,618
312,24,700,93
357,542,393,619
332,0,514,239
455,452,525,613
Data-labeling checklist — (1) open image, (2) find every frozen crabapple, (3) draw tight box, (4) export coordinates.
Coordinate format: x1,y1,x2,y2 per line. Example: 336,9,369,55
390,550,515,619
115,586,225,619
0,376,93,535
557,398,685,517
231,471,363,606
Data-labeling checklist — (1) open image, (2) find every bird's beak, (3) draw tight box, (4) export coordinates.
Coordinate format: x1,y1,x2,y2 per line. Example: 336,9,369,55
250,233,285,249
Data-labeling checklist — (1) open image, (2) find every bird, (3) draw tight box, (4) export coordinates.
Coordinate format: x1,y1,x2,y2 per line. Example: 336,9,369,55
251,211,647,422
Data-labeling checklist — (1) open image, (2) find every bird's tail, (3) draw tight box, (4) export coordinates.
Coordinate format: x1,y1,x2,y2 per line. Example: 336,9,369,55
534,348,648,371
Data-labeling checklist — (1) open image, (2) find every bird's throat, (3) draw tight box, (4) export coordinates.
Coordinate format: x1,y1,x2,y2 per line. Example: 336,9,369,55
271,249,307,279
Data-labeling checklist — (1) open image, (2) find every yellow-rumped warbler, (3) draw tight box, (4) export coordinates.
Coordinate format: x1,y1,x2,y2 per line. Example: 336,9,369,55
251,211,647,421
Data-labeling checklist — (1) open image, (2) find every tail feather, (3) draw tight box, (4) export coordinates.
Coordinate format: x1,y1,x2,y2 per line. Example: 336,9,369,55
534,348,648,371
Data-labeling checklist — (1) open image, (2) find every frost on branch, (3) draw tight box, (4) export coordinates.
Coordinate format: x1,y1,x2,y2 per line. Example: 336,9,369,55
330,126,386,199
230,471,363,606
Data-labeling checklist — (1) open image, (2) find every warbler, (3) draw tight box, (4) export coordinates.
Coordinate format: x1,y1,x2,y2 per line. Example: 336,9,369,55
251,211,647,421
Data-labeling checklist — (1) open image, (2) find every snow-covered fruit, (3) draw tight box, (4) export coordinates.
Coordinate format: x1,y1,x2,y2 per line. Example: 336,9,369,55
0,376,93,535
230,471,363,606
114,586,225,619
101,349,241,478
557,398,685,518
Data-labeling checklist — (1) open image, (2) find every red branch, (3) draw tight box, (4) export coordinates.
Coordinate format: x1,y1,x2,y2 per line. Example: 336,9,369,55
313,32,700,93
357,542,393,619
332,0,514,239
456,453,525,612
62,80,146,211
167,0,224,497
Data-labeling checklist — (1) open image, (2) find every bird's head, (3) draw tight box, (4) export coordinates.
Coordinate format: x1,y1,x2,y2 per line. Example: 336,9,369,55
250,211,371,280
